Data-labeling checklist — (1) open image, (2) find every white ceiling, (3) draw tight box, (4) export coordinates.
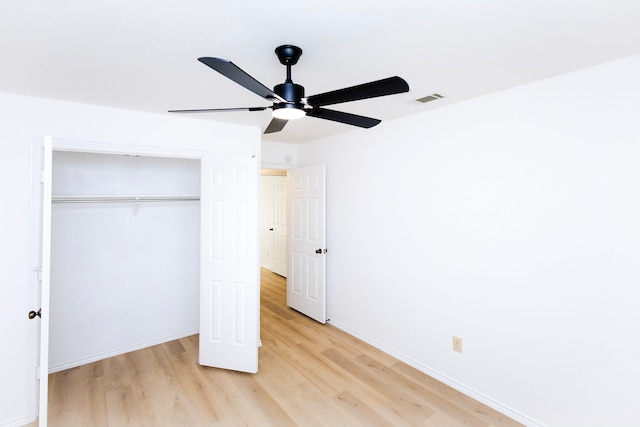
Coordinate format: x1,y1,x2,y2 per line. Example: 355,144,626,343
2,1,639,144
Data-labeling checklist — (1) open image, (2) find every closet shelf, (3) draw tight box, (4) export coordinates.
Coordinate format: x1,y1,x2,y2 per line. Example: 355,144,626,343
51,195,200,204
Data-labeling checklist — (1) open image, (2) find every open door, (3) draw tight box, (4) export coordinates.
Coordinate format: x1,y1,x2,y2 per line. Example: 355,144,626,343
287,165,327,324
199,153,259,372
37,136,53,426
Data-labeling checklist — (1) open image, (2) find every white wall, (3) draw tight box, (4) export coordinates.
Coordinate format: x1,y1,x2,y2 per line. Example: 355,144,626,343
296,54,640,427
261,140,297,169
49,152,200,372
0,92,259,427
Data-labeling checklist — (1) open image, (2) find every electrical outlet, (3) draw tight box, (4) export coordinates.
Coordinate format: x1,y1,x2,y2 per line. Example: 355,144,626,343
453,336,463,353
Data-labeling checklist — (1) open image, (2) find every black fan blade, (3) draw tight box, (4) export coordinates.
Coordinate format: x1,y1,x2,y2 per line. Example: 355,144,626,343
306,76,409,107
168,107,268,113
198,57,286,103
264,118,288,134
306,108,381,128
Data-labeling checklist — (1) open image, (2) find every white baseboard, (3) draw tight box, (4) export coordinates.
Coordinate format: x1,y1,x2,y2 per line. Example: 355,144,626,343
48,329,199,374
0,415,29,427
327,319,545,427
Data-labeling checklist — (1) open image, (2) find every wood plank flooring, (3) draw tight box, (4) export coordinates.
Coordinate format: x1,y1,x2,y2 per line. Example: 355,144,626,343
48,268,523,426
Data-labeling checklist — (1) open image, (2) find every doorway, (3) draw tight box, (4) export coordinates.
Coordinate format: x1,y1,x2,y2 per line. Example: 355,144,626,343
259,165,328,324
260,169,288,277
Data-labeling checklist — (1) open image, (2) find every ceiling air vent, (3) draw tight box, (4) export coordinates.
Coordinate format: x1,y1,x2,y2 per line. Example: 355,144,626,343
416,93,444,103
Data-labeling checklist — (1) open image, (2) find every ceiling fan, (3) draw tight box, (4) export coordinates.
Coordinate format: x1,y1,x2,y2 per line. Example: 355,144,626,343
169,45,410,134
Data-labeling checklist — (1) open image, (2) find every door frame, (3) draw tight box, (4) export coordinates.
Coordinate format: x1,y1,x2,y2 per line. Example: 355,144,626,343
28,137,258,425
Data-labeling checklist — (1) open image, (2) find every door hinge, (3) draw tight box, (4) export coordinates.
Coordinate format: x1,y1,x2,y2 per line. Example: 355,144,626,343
39,170,45,183
36,366,41,380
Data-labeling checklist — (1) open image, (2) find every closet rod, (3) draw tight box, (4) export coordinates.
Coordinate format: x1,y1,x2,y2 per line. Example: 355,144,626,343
51,195,200,204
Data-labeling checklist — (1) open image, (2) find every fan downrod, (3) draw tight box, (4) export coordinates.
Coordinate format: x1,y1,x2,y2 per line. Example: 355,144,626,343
275,45,303,65
274,45,304,103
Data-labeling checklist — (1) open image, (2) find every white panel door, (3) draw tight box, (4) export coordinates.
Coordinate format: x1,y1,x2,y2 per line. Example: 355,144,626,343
38,136,53,427
287,165,327,324
271,176,288,277
200,154,259,373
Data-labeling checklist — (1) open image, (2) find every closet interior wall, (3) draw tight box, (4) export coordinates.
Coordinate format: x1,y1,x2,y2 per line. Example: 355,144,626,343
49,151,201,372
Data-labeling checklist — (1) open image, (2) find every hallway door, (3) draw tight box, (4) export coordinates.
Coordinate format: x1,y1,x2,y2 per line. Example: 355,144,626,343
270,175,288,276
287,165,327,324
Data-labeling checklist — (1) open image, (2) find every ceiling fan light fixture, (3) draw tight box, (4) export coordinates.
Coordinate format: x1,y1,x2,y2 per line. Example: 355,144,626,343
272,104,306,120
171,45,409,134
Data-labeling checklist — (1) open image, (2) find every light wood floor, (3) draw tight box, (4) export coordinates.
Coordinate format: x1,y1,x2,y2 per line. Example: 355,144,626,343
48,268,523,426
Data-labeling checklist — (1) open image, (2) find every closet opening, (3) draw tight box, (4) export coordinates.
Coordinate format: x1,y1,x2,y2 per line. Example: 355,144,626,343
49,151,201,373
31,137,261,425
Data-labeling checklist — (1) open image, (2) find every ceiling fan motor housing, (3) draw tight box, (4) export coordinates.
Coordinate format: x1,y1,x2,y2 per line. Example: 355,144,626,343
274,81,305,105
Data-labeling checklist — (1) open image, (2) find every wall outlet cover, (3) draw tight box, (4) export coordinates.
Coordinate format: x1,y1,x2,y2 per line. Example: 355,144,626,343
453,336,463,353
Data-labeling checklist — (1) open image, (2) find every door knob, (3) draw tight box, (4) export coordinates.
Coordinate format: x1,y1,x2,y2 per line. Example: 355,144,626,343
28,309,41,319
